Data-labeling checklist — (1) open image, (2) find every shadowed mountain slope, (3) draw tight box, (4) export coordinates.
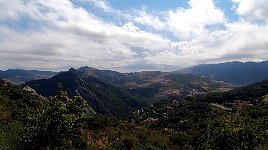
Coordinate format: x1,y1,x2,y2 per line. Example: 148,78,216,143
26,68,145,117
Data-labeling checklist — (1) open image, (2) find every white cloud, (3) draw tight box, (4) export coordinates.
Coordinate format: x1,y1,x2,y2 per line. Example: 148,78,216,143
81,0,166,31
232,0,268,21
167,0,225,39
0,0,21,20
0,0,268,72
0,0,185,71
132,9,165,30
82,0,112,12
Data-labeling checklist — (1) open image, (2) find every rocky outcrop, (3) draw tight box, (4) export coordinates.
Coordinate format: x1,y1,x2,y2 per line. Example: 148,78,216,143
76,86,112,116
23,86,46,100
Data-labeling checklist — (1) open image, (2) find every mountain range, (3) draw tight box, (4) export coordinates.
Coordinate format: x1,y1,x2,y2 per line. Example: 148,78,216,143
1,64,268,149
2,60,268,86
0,69,57,85
181,61,268,85
2,60,268,117
25,66,233,117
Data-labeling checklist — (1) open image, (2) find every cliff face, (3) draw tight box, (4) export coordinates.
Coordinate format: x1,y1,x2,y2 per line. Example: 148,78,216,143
76,86,112,116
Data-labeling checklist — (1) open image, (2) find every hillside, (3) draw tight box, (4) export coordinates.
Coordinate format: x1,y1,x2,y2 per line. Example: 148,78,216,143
0,80,110,149
132,79,268,149
0,69,57,85
181,61,268,85
25,67,235,117
77,66,234,103
193,79,268,105
26,68,145,118
1,77,268,149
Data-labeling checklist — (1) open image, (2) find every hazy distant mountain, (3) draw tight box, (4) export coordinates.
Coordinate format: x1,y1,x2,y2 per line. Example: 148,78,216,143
181,61,268,85
0,69,57,84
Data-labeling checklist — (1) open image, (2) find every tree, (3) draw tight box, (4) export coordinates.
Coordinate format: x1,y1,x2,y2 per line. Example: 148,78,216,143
21,85,90,149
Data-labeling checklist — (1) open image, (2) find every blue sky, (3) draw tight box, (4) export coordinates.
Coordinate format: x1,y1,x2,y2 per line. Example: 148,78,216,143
0,0,268,72
106,0,188,10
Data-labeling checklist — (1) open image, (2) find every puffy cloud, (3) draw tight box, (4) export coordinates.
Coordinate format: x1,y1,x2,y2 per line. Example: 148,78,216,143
0,0,184,71
0,0,268,72
82,1,165,31
132,9,165,30
167,0,225,39
232,0,268,21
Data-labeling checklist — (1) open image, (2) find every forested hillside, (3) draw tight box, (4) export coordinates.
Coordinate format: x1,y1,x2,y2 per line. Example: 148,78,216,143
1,79,268,149
193,79,268,104
133,79,268,149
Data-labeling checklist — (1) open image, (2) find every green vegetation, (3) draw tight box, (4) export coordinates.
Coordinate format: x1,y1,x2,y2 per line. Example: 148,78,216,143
1,77,268,149
193,79,268,104
0,80,173,149
0,81,91,149
133,100,268,149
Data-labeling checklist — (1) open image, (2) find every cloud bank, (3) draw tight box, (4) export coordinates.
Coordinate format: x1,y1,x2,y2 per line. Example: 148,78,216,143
0,0,267,72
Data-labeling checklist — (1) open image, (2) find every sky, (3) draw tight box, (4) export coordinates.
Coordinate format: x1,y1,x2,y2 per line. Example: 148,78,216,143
0,0,268,72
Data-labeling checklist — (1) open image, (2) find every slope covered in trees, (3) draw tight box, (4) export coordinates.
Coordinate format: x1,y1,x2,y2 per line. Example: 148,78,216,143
133,99,268,149
1,79,268,149
194,79,268,104
0,80,94,149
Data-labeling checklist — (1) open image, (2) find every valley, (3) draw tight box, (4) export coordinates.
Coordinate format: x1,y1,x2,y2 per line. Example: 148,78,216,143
0,63,268,149
25,66,234,117
2,0,268,148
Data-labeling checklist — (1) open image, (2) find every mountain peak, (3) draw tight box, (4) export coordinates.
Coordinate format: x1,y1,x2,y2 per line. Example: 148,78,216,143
77,66,97,72
68,67,76,72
